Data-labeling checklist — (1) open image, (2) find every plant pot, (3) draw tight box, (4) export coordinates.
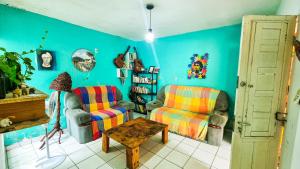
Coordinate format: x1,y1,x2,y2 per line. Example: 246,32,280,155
0,70,6,99
5,77,17,92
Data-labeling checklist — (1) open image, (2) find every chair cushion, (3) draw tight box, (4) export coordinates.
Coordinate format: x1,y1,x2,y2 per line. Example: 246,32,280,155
150,107,209,140
73,86,117,112
164,85,220,114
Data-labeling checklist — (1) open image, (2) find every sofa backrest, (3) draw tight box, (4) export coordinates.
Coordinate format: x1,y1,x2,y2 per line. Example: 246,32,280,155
71,86,121,112
163,85,222,114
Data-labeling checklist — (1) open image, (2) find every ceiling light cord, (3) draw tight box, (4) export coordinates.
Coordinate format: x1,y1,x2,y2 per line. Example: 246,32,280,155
145,4,155,43
149,9,152,32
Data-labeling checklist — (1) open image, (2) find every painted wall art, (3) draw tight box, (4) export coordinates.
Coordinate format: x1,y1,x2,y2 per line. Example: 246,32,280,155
187,53,208,79
72,49,96,72
37,50,56,70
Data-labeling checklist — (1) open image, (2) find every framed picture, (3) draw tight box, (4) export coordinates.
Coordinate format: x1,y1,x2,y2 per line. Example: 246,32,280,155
153,67,160,73
37,50,56,70
72,49,96,72
148,66,155,73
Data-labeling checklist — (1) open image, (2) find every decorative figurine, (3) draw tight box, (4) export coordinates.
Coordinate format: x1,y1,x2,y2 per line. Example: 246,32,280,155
12,87,22,98
0,116,15,128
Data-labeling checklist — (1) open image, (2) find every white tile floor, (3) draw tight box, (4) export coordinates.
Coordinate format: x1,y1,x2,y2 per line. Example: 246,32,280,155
6,113,231,169
5,130,231,169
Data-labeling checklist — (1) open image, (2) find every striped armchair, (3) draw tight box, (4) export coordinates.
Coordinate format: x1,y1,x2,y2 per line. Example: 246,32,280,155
64,86,134,144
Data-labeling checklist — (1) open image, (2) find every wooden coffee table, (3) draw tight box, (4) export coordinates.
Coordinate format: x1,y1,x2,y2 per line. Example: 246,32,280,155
102,117,168,169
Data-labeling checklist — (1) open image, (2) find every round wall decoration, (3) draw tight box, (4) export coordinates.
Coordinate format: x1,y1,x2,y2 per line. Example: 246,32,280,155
72,49,96,72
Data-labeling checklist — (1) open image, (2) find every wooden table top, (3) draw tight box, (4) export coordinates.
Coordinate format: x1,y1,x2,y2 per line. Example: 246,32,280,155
0,90,48,105
104,117,167,148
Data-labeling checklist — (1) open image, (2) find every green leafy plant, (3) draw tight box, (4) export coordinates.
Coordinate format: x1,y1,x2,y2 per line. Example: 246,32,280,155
0,30,48,85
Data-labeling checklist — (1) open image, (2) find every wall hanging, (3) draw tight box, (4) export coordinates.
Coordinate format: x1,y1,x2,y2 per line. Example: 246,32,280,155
72,49,96,72
187,53,208,79
37,50,56,70
114,46,131,85
133,47,145,73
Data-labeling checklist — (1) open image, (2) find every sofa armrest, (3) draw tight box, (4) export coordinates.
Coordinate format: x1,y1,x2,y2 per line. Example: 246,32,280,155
117,100,135,110
65,109,91,126
209,111,228,128
146,100,163,111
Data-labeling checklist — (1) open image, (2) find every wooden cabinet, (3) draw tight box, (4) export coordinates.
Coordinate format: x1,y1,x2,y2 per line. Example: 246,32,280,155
0,91,49,133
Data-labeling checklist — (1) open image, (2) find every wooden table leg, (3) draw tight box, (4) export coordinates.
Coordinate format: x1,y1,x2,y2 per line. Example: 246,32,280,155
162,126,168,144
102,133,109,153
126,146,139,169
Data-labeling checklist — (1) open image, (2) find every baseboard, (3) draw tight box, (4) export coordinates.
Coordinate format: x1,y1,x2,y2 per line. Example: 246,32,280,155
0,134,7,169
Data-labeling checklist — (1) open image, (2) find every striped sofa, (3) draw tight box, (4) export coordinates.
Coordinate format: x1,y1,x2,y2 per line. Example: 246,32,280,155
146,85,228,146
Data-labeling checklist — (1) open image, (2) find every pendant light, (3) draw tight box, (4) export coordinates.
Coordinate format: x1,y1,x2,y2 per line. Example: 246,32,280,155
145,4,155,43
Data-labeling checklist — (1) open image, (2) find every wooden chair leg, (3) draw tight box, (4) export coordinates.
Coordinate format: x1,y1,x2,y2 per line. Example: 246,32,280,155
162,126,168,144
126,146,139,169
102,133,109,153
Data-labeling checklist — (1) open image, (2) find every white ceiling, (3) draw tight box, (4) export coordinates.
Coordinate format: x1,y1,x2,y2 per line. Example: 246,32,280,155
0,0,281,40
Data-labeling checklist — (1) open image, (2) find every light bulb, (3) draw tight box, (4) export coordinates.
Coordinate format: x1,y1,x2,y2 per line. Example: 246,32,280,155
145,31,155,43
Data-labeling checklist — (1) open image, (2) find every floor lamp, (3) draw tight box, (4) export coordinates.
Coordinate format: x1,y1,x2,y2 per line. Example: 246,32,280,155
40,72,72,148
36,72,72,168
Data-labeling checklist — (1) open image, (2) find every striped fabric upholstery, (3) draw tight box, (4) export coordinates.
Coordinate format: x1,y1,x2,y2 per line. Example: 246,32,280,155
91,106,128,140
150,107,209,140
164,85,220,114
73,86,117,112
73,86,128,140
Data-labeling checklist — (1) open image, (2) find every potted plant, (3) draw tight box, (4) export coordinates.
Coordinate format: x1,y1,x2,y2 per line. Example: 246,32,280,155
0,49,35,98
0,31,48,99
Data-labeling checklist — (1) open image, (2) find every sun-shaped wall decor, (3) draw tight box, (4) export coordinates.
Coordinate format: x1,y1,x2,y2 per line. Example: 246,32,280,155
187,53,208,79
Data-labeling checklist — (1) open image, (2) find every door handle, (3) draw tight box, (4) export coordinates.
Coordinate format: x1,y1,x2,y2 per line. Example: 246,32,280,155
237,121,251,134
248,84,254,88
240,81,247,87
237,121,251,126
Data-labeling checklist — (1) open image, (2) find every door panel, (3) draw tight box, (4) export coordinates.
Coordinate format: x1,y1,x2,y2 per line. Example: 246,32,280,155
231,15,296,169
244,21,288,137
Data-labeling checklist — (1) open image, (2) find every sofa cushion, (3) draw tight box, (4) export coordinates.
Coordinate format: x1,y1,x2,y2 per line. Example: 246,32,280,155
164,85,220,114
73,86,117,112
150,107,209,140
90,106,128,140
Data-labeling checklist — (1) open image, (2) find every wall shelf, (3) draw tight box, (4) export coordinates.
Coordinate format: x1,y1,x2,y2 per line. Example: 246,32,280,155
130,71,158,114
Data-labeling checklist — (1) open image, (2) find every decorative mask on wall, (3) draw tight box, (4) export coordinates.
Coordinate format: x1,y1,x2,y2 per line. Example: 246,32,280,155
72,49,96,72
187,53,208,79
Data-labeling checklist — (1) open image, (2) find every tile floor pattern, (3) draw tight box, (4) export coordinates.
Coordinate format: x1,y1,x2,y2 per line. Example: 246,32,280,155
5,131,231,169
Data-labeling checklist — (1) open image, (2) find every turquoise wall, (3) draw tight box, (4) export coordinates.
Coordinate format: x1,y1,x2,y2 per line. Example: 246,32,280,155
0,4,241,146
0,5,134,145
137,25,241,118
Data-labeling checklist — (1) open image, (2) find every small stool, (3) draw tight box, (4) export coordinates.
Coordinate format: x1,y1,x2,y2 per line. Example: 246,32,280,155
207,124,223,146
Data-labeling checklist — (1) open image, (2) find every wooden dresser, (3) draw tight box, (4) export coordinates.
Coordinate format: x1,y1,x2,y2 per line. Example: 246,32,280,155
0,91,49,133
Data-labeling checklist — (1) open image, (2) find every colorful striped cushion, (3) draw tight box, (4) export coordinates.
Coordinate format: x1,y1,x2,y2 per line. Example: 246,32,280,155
73,86,128,140
73,86,117,112
91,106,128,140
150,107,209,140
164,85,220,114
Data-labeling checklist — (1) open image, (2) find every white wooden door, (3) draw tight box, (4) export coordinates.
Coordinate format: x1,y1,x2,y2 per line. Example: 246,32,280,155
231,15,296,169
